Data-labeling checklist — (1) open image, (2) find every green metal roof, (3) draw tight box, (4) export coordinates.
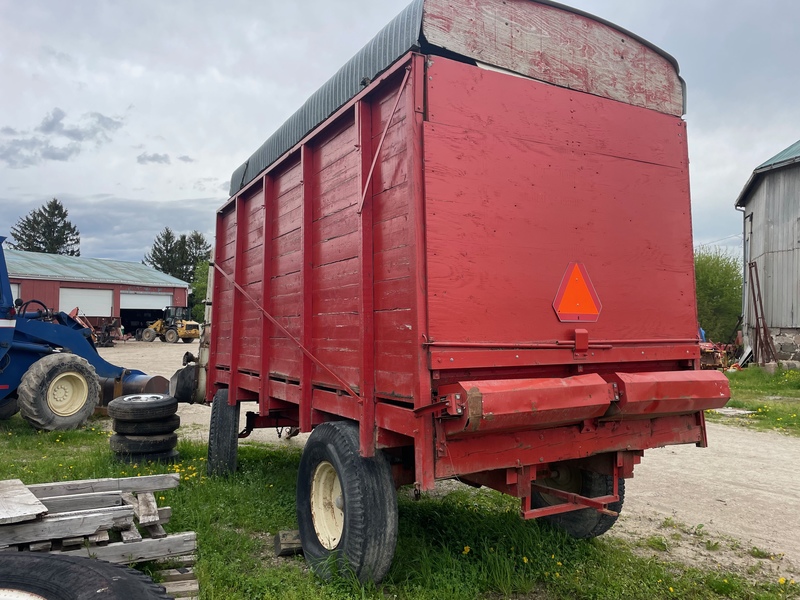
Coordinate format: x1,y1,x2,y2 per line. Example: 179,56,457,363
5,249,188,288
757,138,800,170
735,138,800,207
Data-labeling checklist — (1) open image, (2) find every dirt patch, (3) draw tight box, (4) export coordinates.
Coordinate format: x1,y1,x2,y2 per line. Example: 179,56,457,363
97,341,800,581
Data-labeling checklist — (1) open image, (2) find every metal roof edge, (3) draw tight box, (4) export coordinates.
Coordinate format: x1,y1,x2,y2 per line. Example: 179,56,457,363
735,155,800,208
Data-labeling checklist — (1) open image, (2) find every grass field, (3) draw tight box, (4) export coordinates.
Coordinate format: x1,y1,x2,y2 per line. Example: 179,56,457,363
1,414,796,600
711,367,800,436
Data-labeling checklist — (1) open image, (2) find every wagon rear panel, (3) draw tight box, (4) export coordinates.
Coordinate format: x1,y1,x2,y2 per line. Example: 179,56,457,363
424,57,697,356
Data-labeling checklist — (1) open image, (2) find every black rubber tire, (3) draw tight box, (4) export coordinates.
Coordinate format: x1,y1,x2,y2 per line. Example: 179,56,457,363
107,394,178,422
113,414,181,435
0,397,19,420
181,337,196,343
110,433,178,454
158,335,167,343
17,354,100,431
296,421,398,583
528,468,625,539
165,329,179,344
0,553,170,599
141,328,157,342
207,389,240,477
115,449,180,464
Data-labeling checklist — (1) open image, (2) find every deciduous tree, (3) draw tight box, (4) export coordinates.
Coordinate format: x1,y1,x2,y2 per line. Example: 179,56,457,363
694,246,742,343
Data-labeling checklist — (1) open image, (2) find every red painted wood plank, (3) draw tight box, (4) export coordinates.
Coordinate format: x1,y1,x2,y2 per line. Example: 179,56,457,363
423,119,695,346
408,54,434,489
260,176,274,413
300,144,314,432
373,278,413,312
427,57,687,170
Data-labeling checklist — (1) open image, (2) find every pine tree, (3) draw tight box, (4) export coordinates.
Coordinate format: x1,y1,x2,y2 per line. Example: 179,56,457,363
9,198,81,256
144,228,211,283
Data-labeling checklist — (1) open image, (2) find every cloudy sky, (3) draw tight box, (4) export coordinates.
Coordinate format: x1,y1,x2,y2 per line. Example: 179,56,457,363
1,0,797,262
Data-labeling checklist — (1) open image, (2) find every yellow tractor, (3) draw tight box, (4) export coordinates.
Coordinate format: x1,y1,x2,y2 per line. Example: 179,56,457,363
140,306,200,344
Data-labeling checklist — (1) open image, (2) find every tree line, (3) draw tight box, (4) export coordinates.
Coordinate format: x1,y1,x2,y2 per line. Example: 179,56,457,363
8,198,210,319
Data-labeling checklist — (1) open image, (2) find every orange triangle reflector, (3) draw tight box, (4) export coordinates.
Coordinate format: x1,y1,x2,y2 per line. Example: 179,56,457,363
553,262,602,323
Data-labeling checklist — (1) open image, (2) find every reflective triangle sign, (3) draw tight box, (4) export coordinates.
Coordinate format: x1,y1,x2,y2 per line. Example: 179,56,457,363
553,262,602,322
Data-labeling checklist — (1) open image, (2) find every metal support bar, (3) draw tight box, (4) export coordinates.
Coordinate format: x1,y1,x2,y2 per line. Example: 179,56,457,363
356,66,411,214
212,262,359,401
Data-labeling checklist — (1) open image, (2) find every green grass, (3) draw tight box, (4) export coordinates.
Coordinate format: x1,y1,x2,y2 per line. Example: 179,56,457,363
712,367,800,436
1,414,797,599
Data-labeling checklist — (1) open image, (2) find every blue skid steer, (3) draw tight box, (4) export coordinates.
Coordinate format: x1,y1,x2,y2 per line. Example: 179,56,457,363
0,237,167,430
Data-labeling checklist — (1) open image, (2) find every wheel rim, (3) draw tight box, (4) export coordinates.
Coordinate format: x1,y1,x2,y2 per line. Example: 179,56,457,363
311,460,344,550
0,589,49,599
538,466,582,506
46,371,89,416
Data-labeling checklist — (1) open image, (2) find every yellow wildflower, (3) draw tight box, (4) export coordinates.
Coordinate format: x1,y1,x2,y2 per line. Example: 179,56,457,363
462,546,470,555
523,556,528,564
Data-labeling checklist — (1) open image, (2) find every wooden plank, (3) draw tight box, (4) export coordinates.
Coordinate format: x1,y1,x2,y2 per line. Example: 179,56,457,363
39,491,123,513
158,554,196,568
163,580,200,598
121,527,143,543
87,530,110,546
144,523,167,539
28,474,180,498
61,536,85,548
29,541,52,552
0,512,122,546
0,479,48,525
54,532,197,564
157,567,195,582
274,530,304,557
422,0,683,116
135,492,160,526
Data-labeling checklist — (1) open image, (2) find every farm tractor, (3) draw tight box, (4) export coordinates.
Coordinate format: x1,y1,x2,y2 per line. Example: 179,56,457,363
140,306,200,344
0,237,168,431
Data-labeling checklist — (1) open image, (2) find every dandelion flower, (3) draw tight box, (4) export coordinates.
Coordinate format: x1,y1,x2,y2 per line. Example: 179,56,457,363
779,577,786,585
523,556,528,564
462,546,470,555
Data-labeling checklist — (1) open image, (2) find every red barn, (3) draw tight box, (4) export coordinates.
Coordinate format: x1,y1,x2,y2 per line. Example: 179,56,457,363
5,249,189,334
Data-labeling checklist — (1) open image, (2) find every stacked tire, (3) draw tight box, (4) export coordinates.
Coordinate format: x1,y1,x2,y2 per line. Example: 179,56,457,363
108,394,180,463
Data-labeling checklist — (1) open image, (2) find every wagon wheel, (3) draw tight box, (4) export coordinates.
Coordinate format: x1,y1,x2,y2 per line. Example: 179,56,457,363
296,421,398,583
0,553,171,599
207,389,240,476
17,354,100,431
529,465,625,539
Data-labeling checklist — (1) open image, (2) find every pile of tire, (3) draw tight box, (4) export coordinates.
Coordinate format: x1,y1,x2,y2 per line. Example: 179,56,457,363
108,393,180,463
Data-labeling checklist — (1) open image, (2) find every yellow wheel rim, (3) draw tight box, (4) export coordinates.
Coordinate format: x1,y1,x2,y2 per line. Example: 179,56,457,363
47,372,89,417
311,461,344,550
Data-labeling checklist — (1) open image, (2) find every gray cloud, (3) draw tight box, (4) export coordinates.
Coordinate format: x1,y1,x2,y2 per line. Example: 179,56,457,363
39,45,73,66
177,155,195,163
137,152,171,165
36,107,123,143
0,108,124,168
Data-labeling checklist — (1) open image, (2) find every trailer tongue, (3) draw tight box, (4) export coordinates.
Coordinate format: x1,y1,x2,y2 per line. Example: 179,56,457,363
181,0,732,582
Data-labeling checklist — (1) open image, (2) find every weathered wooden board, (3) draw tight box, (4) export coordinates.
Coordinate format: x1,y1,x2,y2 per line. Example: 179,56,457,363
163,579,200,598
39,491,124,513
0,479,48,525
28,474,180,498
274,530,303,557
0,512,122,546
422,0,684,116
54,532,197,564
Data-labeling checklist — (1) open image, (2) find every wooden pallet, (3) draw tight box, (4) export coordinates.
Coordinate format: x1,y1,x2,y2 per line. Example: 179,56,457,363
0,474,196,570
156,554,200,599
